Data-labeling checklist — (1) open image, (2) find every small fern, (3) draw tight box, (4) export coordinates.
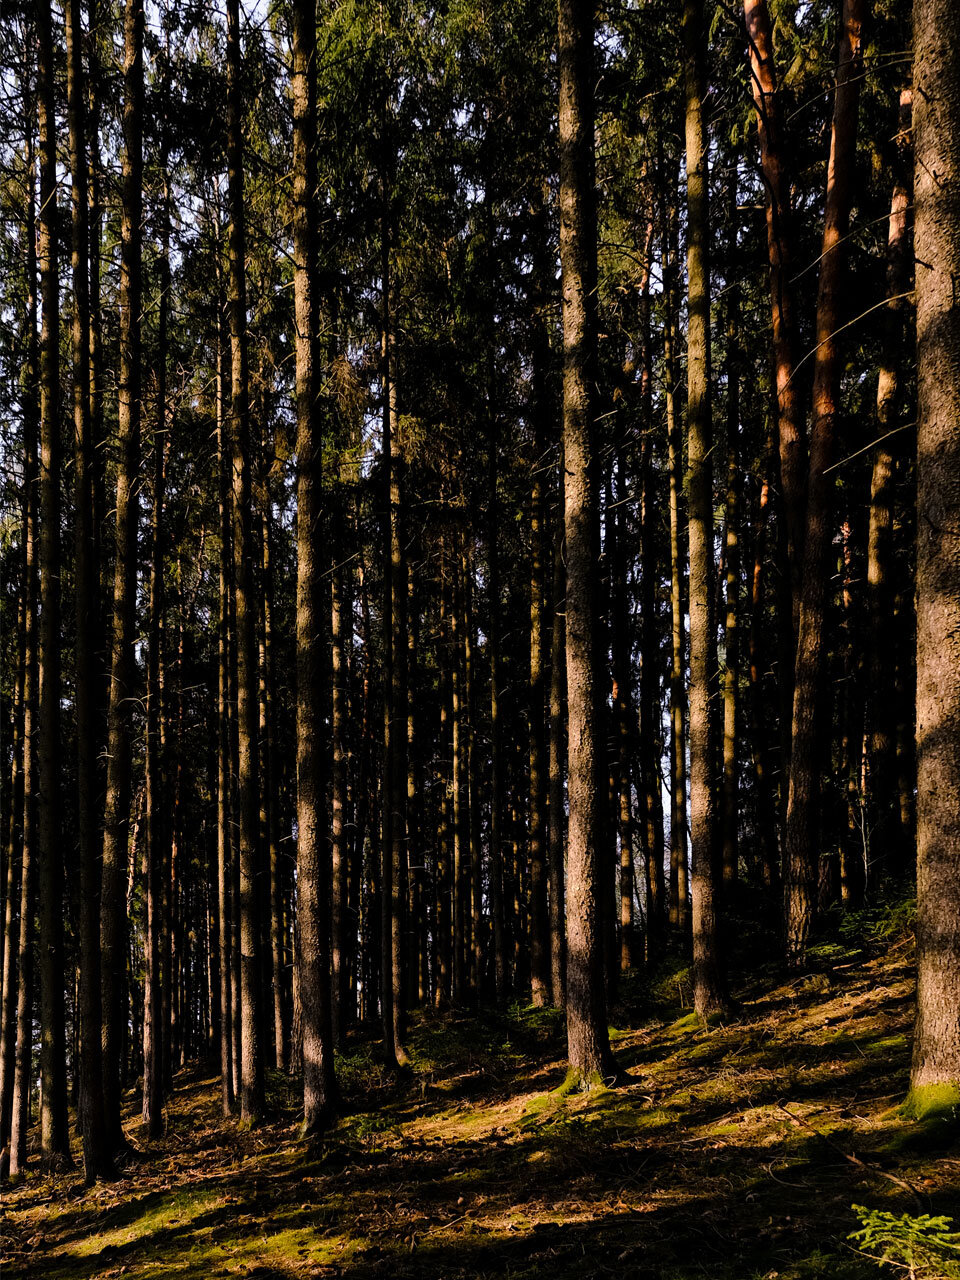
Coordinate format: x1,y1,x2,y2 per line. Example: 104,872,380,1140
849,1205,960,1278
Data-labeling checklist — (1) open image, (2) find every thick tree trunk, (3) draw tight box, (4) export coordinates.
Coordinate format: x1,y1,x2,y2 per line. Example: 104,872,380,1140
558,0,612,1082
36,0,71,1167
292,0,335,1134
909,0,960,1115
783,0,866,969
683,0,726,1018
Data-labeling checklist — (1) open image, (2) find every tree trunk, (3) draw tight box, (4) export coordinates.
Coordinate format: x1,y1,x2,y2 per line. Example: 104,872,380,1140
547,498,567,1007
66,0,112,1180
226,0,265,1121
558,0,612,1083
783,0,866,969
663,195,689,936
908,0,960,1115
142,203,169,1135
9,152,39,1177
721,200,741,892
866,89,913,878
36,0,71,1167
743,0,807,629
292,0,335,1134
488,423,507,1003
684,0,726,1018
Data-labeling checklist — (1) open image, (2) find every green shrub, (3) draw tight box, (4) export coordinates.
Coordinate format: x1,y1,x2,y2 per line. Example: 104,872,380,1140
849,1204,960,1278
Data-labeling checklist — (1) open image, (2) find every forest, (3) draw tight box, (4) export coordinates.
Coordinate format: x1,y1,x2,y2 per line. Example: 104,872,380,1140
0,0,959,1275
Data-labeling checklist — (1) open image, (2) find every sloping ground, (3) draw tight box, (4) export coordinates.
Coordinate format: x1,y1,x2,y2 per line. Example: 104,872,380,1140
3,938,958,1280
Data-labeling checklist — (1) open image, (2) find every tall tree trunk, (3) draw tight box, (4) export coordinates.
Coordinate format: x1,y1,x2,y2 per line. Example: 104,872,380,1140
663,195,689,936
547,505,566,1006
226,0,265,1121
684,0,726,1018
100,0,143,1152
909,0,960,1115
67,0,111,1180
743,0,806,629
9,150,39,1177
866,89,913,878
331,536,348,1043
488,424,507,1003
0,581,24,1159
217,333,234,1114
748,417,779,887
720,199,741,891
36,0,71,1167
292,0,336,1134
558,0,612,1082
380,201,408,1061
783,0,866,969
142,178,169,1133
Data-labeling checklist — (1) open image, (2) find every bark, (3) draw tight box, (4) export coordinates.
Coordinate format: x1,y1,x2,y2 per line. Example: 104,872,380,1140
720,207,741,891
529,230,551,1005
142,209,169,1136
0,582,23,1156
9,154,39,1177
380,207,408,1062
558,0,612,1081
463,548,483,996
488,424,507,1003
662,196,689,936
331,535,348,1043
909,0,960,1110
743,0,807,627
66,0,111,1179
866,89,913,877
783,0,866,969
36,0,71,1166
226,0,265,1121
547,507,567,1007
636,216,665,959
684,0,726,1017
747,416,779,887
292,0,336,1133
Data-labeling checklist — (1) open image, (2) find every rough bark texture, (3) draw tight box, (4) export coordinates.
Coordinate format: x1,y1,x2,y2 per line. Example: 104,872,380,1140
547,509,566,1007
9,166,39,1176
36,0,71,1167
909,0,960,1113
558,0,612,1083
100,0,143,1153
226,0,265,1123
743,0,807,626
683,0,726,1018
866,90,913,877
783,0,866,969
292,0,335,1133
662,196,689,935
67,0,111,1180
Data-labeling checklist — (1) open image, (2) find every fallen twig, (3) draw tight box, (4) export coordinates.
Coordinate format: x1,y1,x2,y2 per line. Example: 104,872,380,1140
776,1102,926,1210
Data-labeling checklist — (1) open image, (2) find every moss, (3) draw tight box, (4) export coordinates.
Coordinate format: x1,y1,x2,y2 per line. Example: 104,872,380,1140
900,1082,960,1121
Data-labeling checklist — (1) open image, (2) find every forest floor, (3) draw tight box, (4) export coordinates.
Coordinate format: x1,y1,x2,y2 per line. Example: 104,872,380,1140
4,907,959,1280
